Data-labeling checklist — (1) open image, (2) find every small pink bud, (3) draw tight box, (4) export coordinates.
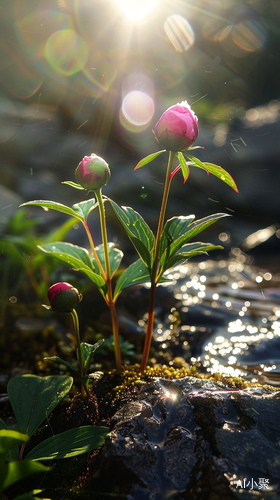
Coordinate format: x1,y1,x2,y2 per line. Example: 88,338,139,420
75,154,111,191
154,101,198,152
47,282,82,313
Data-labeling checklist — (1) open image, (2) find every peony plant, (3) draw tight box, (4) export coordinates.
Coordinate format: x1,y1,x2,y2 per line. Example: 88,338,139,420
20,100,238,376
44,281,104,398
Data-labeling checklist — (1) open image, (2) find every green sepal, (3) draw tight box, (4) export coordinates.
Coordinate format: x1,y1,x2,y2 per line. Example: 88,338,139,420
134,150,166,170
62,181,86,191
25,426,109,461
177,152,190,182
185,154,239,192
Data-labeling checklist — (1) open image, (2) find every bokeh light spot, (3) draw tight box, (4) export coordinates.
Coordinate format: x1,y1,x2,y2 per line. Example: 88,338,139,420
121,91,155,130
164,15,194,52
202,19,232,43
45,29,88,75
232,20,267,52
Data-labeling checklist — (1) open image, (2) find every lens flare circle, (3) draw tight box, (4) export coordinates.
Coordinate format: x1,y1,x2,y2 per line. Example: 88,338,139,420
45,29,88,76
121,90,155,130
232,20,267,52
164,15,194,52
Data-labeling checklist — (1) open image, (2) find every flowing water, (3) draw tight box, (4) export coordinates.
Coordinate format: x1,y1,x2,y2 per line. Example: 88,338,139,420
141,249,280,385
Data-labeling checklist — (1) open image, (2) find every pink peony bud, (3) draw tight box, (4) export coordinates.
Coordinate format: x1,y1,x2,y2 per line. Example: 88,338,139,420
47,282,82,313
75,154,111,191
154,101,198,151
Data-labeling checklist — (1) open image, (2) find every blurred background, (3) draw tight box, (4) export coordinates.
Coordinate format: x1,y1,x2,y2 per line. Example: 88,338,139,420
1,0,280,291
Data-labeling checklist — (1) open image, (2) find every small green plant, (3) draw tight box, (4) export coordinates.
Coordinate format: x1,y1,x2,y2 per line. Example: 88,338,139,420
44,282,105,399
0,428,50,498
20,100,238,374
0,207,77,304
0,375,108,466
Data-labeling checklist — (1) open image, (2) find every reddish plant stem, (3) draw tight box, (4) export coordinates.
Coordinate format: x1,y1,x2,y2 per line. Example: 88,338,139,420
140,151,175,373
83,220,107,283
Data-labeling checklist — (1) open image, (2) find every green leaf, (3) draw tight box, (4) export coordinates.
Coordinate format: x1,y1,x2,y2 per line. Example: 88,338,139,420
177,152,190,183
12,489,50,500
0,430,29,457
25,426,109,461
162,242,223,271
7,375,73,437
134,150,166,170
0,460,49,492
62,181,86,191
185,154,239,192
160,213,228,270
81,340,105,374
19,200,85,223
39,242,106,290
108,199,154,269
94,243,123,278
44,358,82,382
72,198,98,220
114,259,151,299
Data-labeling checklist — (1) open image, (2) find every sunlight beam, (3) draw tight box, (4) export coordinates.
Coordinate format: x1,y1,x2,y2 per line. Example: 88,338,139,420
114,0,160,21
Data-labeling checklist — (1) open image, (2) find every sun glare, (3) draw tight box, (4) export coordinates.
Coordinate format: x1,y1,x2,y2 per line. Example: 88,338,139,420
115,0,159,21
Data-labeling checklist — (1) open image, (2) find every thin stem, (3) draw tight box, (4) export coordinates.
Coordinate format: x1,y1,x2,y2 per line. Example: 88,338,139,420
95,189,110,281
19,442,25,461
140,151,175,373
95,188,123,372
83,220,107,282
71,309,88,399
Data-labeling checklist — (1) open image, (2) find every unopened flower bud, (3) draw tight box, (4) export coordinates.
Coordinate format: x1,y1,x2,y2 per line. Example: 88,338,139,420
47,282,82,313
75,154,111,191
155,101,198,151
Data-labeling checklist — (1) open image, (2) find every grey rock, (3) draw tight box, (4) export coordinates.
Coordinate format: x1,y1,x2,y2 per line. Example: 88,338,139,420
94,377,280,499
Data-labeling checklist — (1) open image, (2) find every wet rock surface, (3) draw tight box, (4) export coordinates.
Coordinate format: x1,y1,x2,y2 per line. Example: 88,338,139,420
93,377,280,499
